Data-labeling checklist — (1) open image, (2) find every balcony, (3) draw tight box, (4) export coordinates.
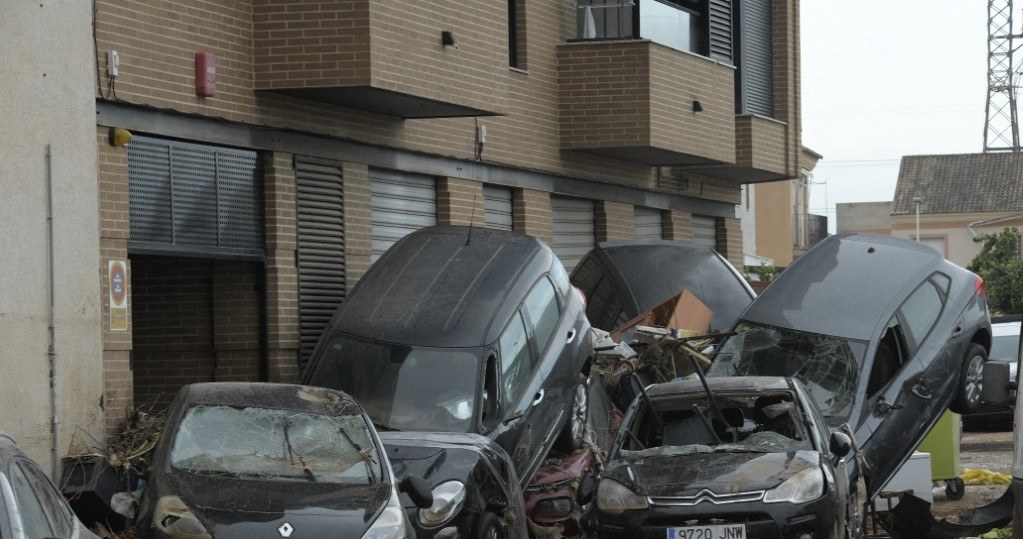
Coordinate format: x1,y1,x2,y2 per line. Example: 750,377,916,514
683,114,793,183
252,1,508,119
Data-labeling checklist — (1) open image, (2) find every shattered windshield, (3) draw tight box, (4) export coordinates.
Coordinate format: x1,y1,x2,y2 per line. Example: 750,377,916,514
707,322,865,420
305,333,481,432
620,393,811,459
170,405,382,484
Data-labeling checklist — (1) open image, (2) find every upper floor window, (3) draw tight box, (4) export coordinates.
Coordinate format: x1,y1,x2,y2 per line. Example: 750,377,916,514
576,0,731,61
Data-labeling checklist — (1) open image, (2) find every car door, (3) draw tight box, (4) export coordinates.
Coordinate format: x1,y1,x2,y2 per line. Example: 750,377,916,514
856,272,957,498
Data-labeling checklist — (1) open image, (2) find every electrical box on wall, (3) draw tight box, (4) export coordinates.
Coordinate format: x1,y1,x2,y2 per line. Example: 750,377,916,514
195,52,216,97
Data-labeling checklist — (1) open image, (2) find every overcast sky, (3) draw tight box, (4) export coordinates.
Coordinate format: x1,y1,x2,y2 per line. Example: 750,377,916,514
801,1,990,231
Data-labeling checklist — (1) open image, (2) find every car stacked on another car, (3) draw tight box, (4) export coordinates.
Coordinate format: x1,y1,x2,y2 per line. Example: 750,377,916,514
303,225,593,538
581,377,860,539
708,233,991,502
132,383,430,539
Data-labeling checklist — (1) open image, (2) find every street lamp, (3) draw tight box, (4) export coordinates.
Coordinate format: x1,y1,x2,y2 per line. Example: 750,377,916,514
913,196,921,242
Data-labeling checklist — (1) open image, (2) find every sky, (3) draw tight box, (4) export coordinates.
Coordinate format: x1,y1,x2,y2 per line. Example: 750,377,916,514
801,1,990,232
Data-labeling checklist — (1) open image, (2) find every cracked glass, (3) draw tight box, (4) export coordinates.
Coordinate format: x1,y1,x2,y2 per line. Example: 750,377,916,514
708,322,866,421
170,405,382,484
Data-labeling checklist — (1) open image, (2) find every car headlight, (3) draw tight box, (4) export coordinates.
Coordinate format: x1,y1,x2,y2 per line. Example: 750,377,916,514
362,487,408,539
764,467,825,504
596,479,648,514
419,480,467,528
534,497,573,518
153,495,211,539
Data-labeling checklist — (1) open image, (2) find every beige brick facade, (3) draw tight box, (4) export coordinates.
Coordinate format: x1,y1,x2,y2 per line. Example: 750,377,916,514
664,211,695,242
596,201,636,242
438,177,486,227
513,189,553,245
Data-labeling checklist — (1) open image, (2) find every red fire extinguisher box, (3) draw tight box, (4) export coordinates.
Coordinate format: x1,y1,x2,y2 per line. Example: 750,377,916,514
195,52,216,97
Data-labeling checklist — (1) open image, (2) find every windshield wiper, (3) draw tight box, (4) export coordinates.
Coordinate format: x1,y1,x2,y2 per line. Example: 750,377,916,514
283,419,316,482
372,422,400,432
338,425,377,484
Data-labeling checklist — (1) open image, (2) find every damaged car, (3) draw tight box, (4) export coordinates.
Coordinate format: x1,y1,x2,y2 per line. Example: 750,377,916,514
303,226,593,537
570,239,755,333
132,383,432,539
580,377,860,539
707,233,991,501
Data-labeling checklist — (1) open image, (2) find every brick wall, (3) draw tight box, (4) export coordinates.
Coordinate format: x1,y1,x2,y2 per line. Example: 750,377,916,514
720,217,744,270
664,210,694,242
514,188,553,245
596,201,635,242
264,152,301,382
343,162,373,286
438,177,485,226
212,260,261,383
98,127,133,434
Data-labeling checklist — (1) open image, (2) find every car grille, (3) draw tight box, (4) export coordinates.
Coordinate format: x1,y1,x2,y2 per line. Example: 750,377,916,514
648,489,765,506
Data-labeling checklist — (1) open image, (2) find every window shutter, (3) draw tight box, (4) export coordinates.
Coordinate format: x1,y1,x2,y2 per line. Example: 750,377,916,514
737,0,773,116
708,0,733,63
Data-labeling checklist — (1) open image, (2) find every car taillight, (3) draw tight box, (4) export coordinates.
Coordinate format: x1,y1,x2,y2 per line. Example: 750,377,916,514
974,276,986,297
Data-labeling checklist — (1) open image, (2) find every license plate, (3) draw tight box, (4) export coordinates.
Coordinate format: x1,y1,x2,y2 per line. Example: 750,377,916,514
666,524,746,539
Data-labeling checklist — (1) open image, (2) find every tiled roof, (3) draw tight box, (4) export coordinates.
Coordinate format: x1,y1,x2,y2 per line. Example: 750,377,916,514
892,153,1023,215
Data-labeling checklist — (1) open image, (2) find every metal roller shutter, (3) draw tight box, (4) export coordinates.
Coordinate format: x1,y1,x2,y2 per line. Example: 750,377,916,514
552,197,595,271
484,185,513,231
635,207,664,240
709,0,733,64
370,169,437,262
295,157,346,367
127,136,262,258
692,215,719,250
737,0,773,116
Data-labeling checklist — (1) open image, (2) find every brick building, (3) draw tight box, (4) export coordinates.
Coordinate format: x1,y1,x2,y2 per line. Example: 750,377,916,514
92,0,808,432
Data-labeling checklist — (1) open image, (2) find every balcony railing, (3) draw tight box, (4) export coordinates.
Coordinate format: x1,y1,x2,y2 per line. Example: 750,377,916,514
576,0,706,56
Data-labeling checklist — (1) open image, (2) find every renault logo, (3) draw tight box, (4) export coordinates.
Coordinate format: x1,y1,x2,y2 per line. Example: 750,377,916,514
278,522,294,538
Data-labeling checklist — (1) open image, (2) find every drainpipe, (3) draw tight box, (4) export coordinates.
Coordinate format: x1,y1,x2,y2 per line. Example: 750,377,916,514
45,144,60,478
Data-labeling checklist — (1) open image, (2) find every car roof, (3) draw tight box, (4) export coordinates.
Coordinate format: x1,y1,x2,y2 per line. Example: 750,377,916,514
177,382,364,416
646,376,796,398
589,240,755,332
330,226,551,347
740,233,956,341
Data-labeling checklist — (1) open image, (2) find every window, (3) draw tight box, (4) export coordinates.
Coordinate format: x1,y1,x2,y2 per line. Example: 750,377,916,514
508,0,526,69
549,261,572,303
640,0,707,55
9,462,56,538
500,313,533,408
576,0,732,60
522,278,561,354
899,279,945,351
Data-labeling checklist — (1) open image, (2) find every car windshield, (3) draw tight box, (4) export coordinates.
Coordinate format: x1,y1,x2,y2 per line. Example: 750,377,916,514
306,333,481,432
170,405,383,484
708,322,866,421
990,333,1020,362
619,392,811,459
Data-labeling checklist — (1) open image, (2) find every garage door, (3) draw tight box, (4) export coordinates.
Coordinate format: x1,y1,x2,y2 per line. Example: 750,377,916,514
552,197,595,271
484,185,513,231
295,157,346,367
371,169,437,262
692,215,719,251
635,207,664,240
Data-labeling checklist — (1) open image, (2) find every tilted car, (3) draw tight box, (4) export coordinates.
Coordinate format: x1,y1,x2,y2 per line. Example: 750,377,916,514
580,377,860,539
133,383,430,539
0,433,100,539
570,239,756,333
968,317,1021,424
303,225,593,537
707,233,991,501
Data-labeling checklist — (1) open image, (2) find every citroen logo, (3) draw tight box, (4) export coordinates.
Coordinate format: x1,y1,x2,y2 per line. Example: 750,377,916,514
278,522,294,538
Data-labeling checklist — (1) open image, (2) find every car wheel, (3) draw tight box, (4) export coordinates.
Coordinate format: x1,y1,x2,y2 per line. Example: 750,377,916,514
950,344,987,414
944,478,965,500
554,382,589,452
475,511,504,539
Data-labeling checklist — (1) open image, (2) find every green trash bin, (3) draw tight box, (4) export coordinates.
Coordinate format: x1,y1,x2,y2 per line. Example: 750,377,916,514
917,410,963,499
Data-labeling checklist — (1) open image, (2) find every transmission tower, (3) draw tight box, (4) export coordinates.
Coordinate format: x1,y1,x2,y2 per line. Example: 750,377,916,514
984,0,1020,152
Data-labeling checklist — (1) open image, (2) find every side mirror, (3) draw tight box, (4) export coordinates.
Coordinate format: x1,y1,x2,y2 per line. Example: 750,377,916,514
982,362,1011,404
829,431,852,459
577,475,597,506
400,476,434,509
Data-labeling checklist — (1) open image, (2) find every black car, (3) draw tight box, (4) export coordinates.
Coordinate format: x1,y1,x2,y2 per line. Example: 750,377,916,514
570,239,755,333
133,383,428,539
582,377,860,539
303,226,593,535
708,233,991,501
0,433,101,539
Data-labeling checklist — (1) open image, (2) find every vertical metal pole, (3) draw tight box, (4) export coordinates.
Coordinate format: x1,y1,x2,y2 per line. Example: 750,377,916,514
46,144,60,479
914,197,921,242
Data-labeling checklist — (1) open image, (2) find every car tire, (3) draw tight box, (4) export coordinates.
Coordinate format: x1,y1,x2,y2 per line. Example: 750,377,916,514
554,382,589,453
475,511,504,539
950,344,987,414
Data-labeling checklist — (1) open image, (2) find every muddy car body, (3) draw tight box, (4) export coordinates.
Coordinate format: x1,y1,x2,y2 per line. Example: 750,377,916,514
584,377,859,539
708,233,991,500
570,239,755,333
0,433,100,539
134,383,418,539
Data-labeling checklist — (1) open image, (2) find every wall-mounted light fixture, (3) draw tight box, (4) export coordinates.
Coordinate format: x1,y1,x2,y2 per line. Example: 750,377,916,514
692,100,703,113
108,127,133,147
442,31,458,49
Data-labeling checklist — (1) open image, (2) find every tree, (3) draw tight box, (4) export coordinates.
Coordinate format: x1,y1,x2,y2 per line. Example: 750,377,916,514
966,227,1023,315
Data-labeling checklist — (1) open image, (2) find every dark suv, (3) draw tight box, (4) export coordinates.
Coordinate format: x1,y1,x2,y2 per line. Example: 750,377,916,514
303,226,592,533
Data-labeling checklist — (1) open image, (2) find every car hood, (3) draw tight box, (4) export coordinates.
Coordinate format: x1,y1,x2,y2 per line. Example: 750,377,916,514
162,473,391,538
604,450,820,497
